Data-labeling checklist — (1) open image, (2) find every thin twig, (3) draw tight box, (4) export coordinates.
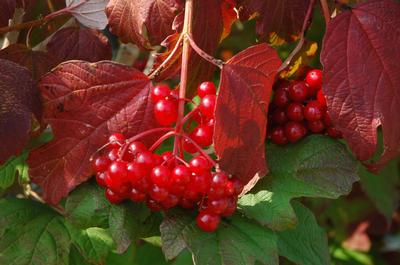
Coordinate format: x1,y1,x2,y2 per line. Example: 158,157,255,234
186,33,224,68
278,0,317,72
320,0,331,25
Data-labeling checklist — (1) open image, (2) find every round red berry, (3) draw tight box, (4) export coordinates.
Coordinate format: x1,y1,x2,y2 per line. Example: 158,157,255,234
183,138,197,154
284,121,307,142
221,196,237,217
190,125,213,147
211,172,228,190
288,81,308,102
108,133,125,149
130,188,146,202
189,156,210,175
150,165,171,188
151,84,170,102
146,199,162,211
180,198,196,209
207,198,228,215
307,120,325,133
196,211,220,232
105,189,124,204
317,89,327,108
305,69,323,93
128,141,147,156
272,88,290,107
154,99,178,126
107,148,119,161
136,151,156,171
93,156,111,172
150,185,169,202
231,178,243,195
96,172,107,187
127,162,147,185
198,81,216,98
304,101,323,121
199,95,216,119
271,108,288,125
286,102,304,122
171,165,191,185
270,126,289,145
161,193,180,209
191,172,212,193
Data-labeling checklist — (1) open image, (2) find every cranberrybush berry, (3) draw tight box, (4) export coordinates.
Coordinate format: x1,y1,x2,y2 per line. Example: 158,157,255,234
109,133,125,149
196,211,221,232
190,125,213,147
198,81,216,98
284,121,307,143
305,69,323,96
154,99,178,126
270,126,288,145
199,95,216,119
271,108,288,125
304,101,323,121
273,88,290,107
286,102,304,122
288,81,308,102
151,84,170,102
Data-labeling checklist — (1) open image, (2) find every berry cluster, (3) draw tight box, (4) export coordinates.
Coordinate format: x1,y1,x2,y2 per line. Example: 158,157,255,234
268,69,342,145
92,82,244,233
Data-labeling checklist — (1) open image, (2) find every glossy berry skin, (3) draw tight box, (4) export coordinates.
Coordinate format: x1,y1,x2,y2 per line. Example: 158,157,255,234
105,189,124,204
231,178,243,195
154,99,178,126
305,69,323,92
190,125,213,147
93,156,111,172
207,198,228,214
95,172,107,187
150,165,171,188
183,138,197,154
151,84,170,102
190,172,212,193
171,165,191,186
196,211,220,232
161,193,180,209
146,199,162,211
161,151,173,162
317,90,327,108
271,108,288,125
128,141,147,156
189,156,210,175
199,95,216,119
108,161,128,179
272,88,290,107
211,172,228,189
221,196,237,217
288,81,308,102
107,148,119,161
126,162,147,185
136,151,155,171
180,198,196,209
284,121,307,143
150,185,169,202
270,126,289,145
303,101,323,121
286,102,304,122
109,133,125,149
307,120,325,133
198,81,216,98
130,188,146,202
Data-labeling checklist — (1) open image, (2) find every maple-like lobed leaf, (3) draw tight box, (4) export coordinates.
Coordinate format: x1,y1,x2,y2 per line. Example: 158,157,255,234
106,0,182,49
0,0,16,27
214,43,281,185
28,61,158,204
321,0,400,170
66,0,109,30
0,44,59,81
47,27,112,62
237,0,311,42
0,59,41,165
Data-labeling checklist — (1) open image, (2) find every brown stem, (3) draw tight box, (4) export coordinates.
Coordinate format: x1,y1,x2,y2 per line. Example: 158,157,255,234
278,0,316,72
187,33,224,68
0,18,47,34
173,0,194,156
320,0,331,25
46,0,56,12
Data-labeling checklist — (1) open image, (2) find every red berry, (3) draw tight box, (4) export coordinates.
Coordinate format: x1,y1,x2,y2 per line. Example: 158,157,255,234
146,199,162,211
221,196,237,217
270,126,289,145
108,161,128,179
199,95,216,119
136,151,155,171
161,151,173,162
224,181,235,196
206,198,228,214
198,81,216,98
106,162,131,195
304,101,323,121
183,187,200,201
191,172,212,193
231,178,243,195
190,125,213,147
271,108,288,125
153,154,163,166
151,84,170,102
109,133,125,149
161,193,180,209
208,187,226,199
327,127,342,138
168,89,179,102
150,165,171,188
150,185,169,202
211,172,228,190
273,88,290,107
105,189,124,204
284,121,307,143
127,162,147,185
107,148,119,161
317,90,327,108
288,81,308,102
286,102,304,122
93,156,111,172
171,165,191,185
130,188,146,202
189,156,210,175
96,172,107,187
154,99,178,126
305,69,323,94
183,138,197,154
136,175,151,192
128,141,147,156
196,211,220,232
307,120,325,133
180,198,196,209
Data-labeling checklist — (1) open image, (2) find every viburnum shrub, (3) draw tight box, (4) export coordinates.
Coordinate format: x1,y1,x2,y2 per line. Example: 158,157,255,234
0,0,399,264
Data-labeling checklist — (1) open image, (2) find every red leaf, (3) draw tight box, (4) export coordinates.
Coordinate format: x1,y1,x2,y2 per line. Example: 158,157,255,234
106,0,183,49
221,0,237,40
0,59,41,164
0,0,16,27
28,61,158,204
321,0,400,170
214,43,281,184
47,27,112,62
0,44,59,81
237,0,310,42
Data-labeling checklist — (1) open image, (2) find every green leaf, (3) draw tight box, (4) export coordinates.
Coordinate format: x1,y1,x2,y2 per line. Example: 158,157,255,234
160,209,279,265
69,245,91,265
0,198,71,265
70,227,114,264
0,151,29,188
109,203,161,253
65,182,110,229
239,135,358,230
277,202,330,265
359,158,400,219
106,243,136,265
